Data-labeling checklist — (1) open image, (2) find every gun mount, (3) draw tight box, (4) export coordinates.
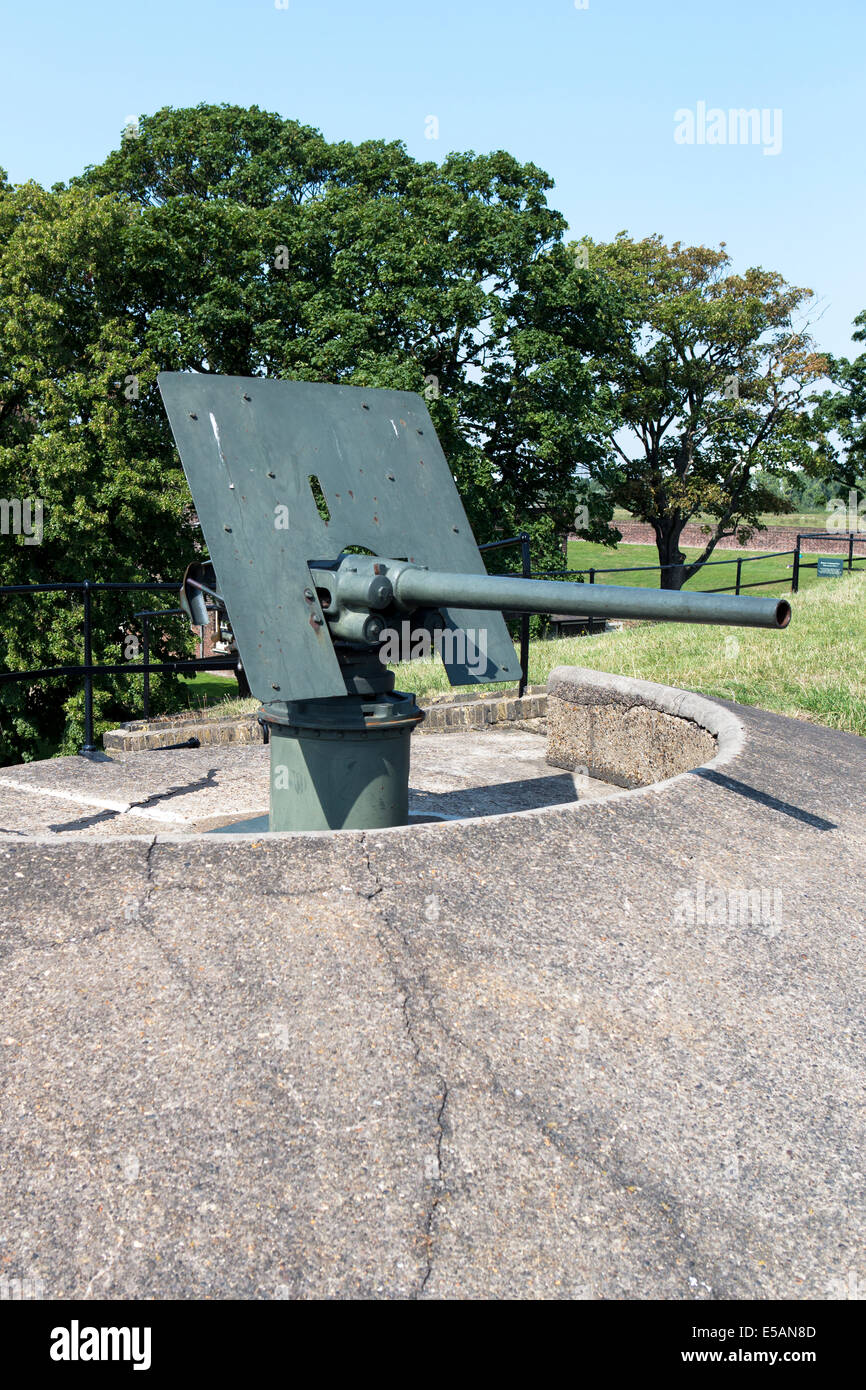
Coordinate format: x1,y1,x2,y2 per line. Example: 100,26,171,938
159,373,790,831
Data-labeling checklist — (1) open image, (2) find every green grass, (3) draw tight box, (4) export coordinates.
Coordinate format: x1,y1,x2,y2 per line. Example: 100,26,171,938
568,569,866,735
751,512,831,530
389,572,866,734
565,539,864,596
163,573,866,738
192,692,259,720
178,672,240,707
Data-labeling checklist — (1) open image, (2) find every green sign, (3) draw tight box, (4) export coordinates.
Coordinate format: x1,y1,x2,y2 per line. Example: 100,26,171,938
817,557,845,577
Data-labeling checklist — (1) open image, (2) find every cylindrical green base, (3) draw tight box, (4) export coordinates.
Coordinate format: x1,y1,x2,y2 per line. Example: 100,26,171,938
265,693,424,831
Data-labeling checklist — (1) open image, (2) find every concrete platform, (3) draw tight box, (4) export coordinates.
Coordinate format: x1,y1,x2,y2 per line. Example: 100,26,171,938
0,683,864,1300
0,727,616,837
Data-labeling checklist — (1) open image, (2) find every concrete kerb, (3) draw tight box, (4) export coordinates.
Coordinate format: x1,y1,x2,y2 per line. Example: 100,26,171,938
545,664,744,788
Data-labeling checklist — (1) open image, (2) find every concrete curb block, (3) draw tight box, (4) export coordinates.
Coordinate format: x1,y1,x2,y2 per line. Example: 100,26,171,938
419,687,547,733
546,665,744,750
102,716,262,753
546,664,744,789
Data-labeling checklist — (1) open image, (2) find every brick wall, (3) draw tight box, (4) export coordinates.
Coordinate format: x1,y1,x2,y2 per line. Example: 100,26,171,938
198,612,237,677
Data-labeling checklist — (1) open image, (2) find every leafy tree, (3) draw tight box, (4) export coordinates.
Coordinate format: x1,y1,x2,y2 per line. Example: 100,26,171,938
0,104,617,761
579,234,828,588
79,104,615,566
0,179,193,762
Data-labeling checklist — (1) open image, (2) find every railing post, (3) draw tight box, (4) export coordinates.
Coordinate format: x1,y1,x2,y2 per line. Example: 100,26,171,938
792,537,800,594
80,580,98,754
849,533,855,571
589,567,595,584
518,532,531,698
142,614,151,719
735,558,742,595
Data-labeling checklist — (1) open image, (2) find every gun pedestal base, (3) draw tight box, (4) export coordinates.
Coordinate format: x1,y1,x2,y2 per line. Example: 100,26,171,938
260,692,425,832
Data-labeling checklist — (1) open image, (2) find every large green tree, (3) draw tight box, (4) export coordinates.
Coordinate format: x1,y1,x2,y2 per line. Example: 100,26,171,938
0,177,192,761
78,104,614,553
578,234,828,588
0,105,614,761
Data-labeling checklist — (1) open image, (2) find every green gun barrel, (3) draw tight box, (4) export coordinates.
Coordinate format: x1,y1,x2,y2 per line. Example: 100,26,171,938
333,560,792,631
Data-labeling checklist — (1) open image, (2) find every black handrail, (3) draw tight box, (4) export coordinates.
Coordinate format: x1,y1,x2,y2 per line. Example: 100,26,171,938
790,531,866,589
537,535,866,598
0,579,234,754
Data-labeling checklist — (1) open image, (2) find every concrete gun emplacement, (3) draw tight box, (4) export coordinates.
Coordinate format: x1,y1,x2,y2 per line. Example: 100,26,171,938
159,373,790,832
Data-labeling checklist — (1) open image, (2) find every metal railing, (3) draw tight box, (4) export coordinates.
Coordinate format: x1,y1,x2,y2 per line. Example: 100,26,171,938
537,530,866,597
1,529,863,754
534,549,799,592
0,538,533,753
791,532,866,589
0,580,236,753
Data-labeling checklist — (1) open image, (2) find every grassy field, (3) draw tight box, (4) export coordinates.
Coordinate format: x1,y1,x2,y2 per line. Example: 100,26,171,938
177,672,240,707
184,571,866,737
556,570,866,735
564,539,866,595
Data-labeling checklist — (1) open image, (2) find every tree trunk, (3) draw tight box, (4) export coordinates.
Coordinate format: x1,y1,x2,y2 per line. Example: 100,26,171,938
654,520,687,590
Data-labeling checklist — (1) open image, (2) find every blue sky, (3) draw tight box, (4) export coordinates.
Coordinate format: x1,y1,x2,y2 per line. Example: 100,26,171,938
2,0,864,357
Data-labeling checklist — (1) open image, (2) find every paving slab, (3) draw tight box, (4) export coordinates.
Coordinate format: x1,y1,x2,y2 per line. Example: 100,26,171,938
0,690,863,1300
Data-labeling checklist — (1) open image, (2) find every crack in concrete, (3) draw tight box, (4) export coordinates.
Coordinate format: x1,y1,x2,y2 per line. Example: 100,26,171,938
358,834,450,1298
130,838,215,1031
412,982,735,1299
357,832,383,900
363,857,735,1299
418,1083,448,1297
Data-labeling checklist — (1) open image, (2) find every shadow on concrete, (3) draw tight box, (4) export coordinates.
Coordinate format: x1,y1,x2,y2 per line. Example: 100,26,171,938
690,767,837,832
47,768,221,833
409,772,578,818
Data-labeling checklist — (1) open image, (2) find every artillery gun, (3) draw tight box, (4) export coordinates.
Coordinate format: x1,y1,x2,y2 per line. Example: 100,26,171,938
159,374,790,832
